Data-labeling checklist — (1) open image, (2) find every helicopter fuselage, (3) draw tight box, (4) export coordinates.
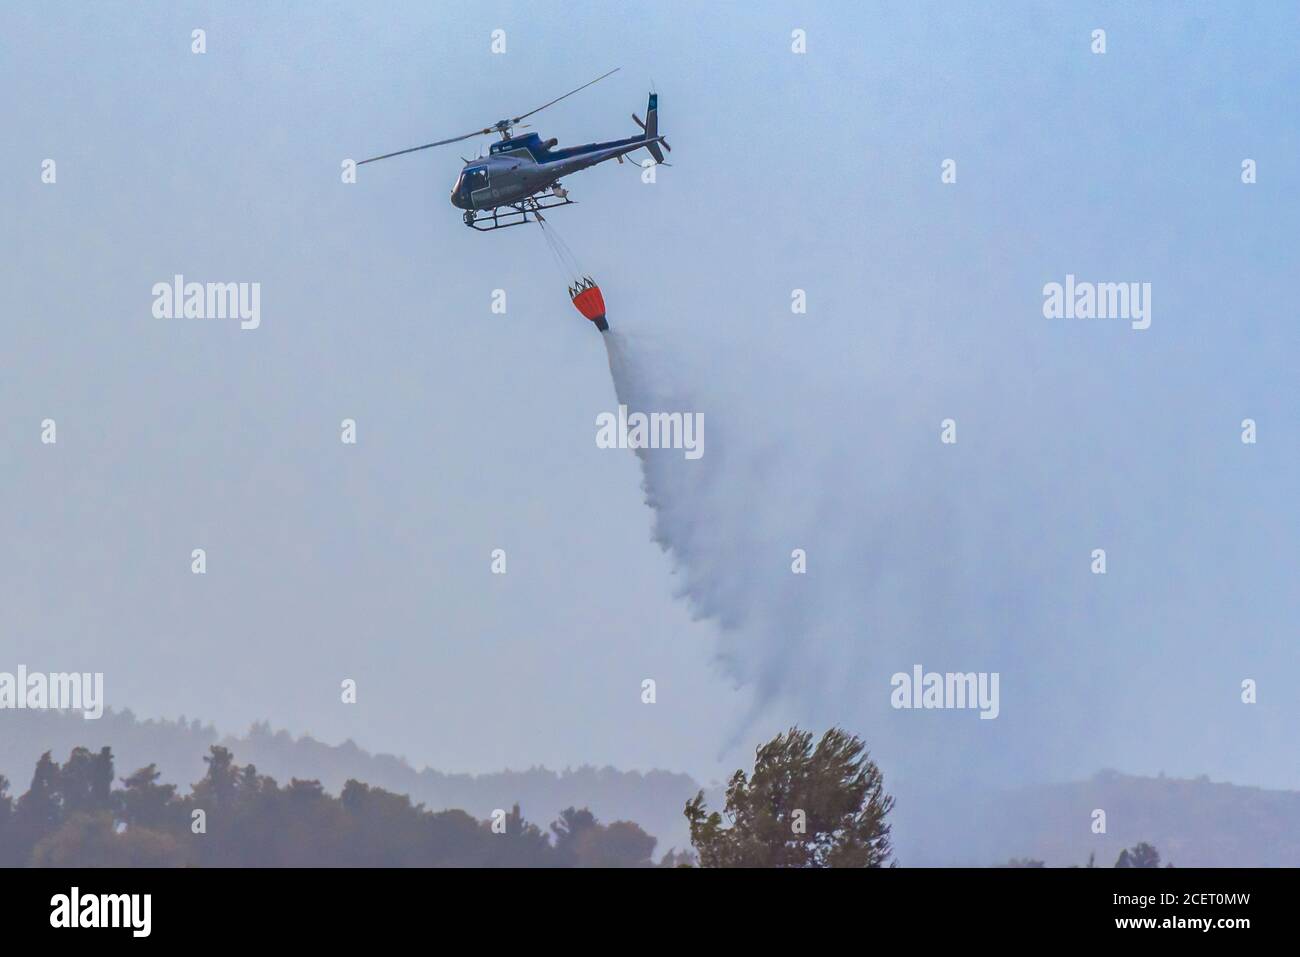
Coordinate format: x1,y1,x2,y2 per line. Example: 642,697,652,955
357,74,668,229
450,131,660,211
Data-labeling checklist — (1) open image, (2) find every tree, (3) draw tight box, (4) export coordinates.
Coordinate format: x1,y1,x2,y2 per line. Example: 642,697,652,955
31,813,190,867
685,727,894,867
9,752,62,863
119,764,179,831
480,804,552,867
191,745,239,807
0,775,13,866
1115,842,1162,868
551,807,599,866
56,747,116,815
551,807,656,867
588,820,656,868
657,847,697,868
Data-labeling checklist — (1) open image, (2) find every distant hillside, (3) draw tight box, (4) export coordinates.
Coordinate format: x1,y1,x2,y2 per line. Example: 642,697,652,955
985,769,1300,867
0,709,706,856
6,712,1297,866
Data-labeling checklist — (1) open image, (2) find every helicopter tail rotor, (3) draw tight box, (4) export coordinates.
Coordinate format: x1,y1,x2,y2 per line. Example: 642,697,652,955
637,93,666,164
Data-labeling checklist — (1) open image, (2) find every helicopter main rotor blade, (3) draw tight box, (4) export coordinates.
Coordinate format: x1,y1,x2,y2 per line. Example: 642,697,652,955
357,128,493,166
358,69,618,165
510,68,620,124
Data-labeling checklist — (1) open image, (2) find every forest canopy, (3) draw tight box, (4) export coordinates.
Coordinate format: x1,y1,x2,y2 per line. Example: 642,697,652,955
0,745,659,868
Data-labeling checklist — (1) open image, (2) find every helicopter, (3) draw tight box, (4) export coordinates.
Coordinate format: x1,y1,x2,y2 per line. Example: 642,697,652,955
357,68,670,231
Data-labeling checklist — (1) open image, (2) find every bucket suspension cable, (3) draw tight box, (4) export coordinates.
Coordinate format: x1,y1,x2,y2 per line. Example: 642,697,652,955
534,213,609,333
535,213,584,283
537,220,569,282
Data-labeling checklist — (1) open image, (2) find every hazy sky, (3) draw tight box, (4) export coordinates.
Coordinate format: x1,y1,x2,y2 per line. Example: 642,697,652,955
2,1,1296,802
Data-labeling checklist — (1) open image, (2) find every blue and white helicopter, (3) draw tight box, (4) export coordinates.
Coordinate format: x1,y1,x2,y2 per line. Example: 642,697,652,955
358,69,669,231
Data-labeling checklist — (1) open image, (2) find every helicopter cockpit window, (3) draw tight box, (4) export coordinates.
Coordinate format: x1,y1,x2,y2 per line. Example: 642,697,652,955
464,167,489,192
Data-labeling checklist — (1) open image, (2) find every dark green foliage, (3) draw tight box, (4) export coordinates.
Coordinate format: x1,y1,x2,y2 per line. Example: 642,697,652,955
0,775,13,863
685,727,895,867
1115,841,1162,868
0,710,701,854
0,745,656,868
550,806,657,867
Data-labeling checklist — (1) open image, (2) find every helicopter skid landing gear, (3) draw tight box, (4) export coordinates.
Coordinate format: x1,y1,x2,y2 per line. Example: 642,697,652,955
465,188,576,231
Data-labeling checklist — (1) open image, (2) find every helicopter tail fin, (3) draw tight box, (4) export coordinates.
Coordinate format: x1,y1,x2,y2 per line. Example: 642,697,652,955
633,93,666,164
